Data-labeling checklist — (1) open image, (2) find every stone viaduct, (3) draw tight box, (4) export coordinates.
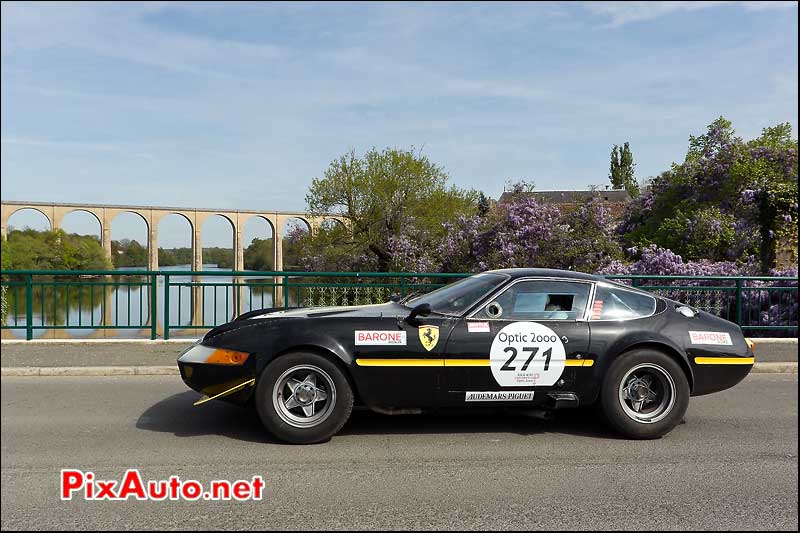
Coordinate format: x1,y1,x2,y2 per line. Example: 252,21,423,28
0,200,346,272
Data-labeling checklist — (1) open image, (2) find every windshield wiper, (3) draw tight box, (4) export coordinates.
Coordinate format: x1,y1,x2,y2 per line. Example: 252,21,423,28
394,291,423,305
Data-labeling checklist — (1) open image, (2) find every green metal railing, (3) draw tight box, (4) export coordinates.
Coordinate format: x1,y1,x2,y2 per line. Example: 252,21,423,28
0,270,796,340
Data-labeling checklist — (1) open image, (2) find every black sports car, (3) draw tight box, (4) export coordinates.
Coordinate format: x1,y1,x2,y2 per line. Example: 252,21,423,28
177,268,755,443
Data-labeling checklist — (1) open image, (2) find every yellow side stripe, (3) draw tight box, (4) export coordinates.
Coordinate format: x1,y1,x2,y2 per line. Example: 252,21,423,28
356,358,595,367
566,359,594,367
444,359,489,367
694,357,755,365
356,358,444,367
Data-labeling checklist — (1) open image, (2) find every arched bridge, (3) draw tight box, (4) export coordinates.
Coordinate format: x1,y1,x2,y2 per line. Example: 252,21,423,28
1,200,346,271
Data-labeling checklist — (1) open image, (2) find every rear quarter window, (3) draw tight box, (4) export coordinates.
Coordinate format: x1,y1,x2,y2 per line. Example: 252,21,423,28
591,285,656,320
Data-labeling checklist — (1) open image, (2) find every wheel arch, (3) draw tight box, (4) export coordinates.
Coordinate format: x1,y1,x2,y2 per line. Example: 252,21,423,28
269,344,363,406
614,341,694,392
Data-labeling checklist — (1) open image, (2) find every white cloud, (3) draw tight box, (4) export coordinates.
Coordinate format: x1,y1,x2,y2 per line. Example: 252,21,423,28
585,1,796,27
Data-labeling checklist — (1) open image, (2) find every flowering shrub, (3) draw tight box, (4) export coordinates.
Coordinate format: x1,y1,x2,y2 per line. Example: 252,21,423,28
597,245,797,337
438,183,623,273
619,118,798,271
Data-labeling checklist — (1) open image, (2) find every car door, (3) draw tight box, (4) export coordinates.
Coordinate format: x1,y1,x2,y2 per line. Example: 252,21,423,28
441,279,593,405
351,313,458,407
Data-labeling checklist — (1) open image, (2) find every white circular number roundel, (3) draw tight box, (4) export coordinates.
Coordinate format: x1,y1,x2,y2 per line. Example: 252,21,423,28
489,322,566,387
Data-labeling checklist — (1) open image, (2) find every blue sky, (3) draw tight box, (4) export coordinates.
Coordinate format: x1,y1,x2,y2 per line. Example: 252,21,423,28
1,1,797,248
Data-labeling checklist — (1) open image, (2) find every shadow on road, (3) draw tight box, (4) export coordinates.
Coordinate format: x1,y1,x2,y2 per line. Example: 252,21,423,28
136,392,277,444
137,392,623,443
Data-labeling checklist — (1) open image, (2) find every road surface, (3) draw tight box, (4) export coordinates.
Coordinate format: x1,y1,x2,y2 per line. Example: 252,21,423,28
1,374,797,530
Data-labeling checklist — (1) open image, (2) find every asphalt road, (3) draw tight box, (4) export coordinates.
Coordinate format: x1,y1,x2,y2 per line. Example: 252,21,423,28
1,374,797,531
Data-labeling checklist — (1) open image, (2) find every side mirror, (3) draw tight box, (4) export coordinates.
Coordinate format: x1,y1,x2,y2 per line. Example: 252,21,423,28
405,302,431,324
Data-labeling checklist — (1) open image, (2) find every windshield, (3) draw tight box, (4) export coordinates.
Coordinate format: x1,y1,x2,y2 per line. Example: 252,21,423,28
405,273,509,316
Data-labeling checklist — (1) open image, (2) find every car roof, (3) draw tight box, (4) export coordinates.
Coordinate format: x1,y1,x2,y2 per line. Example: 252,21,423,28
485,268,604,282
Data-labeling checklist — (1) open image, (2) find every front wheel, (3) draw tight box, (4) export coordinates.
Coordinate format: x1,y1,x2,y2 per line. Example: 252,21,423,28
255,352,353,444
600,349,689,439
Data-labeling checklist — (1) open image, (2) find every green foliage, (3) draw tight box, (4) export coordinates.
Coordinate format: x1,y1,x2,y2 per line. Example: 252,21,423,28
157,247,234,268
609,142,639,197
621,117,798,271
2,228,111,270
650,207,738,261
243,237,275,271
1,234,10,272
477,192,491,217
299,147,478,271
111,239,148,267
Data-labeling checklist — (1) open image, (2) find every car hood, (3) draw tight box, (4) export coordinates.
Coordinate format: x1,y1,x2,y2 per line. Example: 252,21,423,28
247,302,406,320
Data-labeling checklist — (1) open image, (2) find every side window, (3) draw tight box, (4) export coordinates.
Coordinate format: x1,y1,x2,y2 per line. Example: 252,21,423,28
477,280,591,320
591,285,656,320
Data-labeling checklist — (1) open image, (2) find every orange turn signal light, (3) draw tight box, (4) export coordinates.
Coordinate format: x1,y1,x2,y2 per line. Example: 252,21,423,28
204,349,250,365
745,338,755,353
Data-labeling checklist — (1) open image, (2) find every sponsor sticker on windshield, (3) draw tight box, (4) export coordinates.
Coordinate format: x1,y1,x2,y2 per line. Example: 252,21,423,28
689,331,733,345
355,331,407,346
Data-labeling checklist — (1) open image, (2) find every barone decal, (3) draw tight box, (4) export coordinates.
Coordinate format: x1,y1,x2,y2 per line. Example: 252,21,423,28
467,321,490,333
465,391,533,402
419,325,440,351
355,330,407,346
689,331,733,346
489,322,566,387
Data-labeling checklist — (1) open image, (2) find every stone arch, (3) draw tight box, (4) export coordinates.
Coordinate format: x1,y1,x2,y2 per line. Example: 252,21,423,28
109,211,150,268
241,215,276,271
281,217,311,272
59,209,103,238
282,216,311,236
321,217,346,231
4,206,53,234
156,212,195,268
200,213,236,270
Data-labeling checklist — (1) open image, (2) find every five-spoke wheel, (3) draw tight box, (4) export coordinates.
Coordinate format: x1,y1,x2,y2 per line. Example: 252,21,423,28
256,352,353,444
601,349,689,439
273,365,336,428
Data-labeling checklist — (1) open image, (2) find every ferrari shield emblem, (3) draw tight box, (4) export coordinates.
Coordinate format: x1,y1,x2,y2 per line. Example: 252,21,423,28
419,325,440,352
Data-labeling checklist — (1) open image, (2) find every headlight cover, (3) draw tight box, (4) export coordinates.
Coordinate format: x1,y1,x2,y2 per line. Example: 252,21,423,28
178,344,250,365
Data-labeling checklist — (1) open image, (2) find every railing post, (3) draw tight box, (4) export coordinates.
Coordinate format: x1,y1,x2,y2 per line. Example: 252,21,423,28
400,275,406,297
164,274,170,340
25,274,33,340
283,273,289,308
736,278,743,327
150,273,158,340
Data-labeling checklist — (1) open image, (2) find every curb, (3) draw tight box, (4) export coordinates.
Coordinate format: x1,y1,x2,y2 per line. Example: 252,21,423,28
750,362,798,374
1,362,795,377
1,366,180,377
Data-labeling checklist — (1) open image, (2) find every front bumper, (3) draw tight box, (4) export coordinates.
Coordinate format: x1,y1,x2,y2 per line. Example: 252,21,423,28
177,343,256,405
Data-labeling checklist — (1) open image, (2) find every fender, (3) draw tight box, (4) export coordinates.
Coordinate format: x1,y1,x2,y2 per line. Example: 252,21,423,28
582,327,695,404
201,317,353,373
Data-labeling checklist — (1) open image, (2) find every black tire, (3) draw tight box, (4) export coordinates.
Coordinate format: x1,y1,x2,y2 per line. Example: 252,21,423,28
600,349,689,439
255,352,353,444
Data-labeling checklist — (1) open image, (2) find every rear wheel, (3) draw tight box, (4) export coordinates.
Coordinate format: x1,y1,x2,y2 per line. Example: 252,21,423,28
600,349,689,439
255,352,353,444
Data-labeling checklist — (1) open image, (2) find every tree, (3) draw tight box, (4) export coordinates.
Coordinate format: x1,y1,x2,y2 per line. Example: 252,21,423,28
609,142,640,197
296,147,478,271
2,228,111,270
111,239,148,267
477,192,491,217
243,238,275,271
439,181,624,273
619,117,798,272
